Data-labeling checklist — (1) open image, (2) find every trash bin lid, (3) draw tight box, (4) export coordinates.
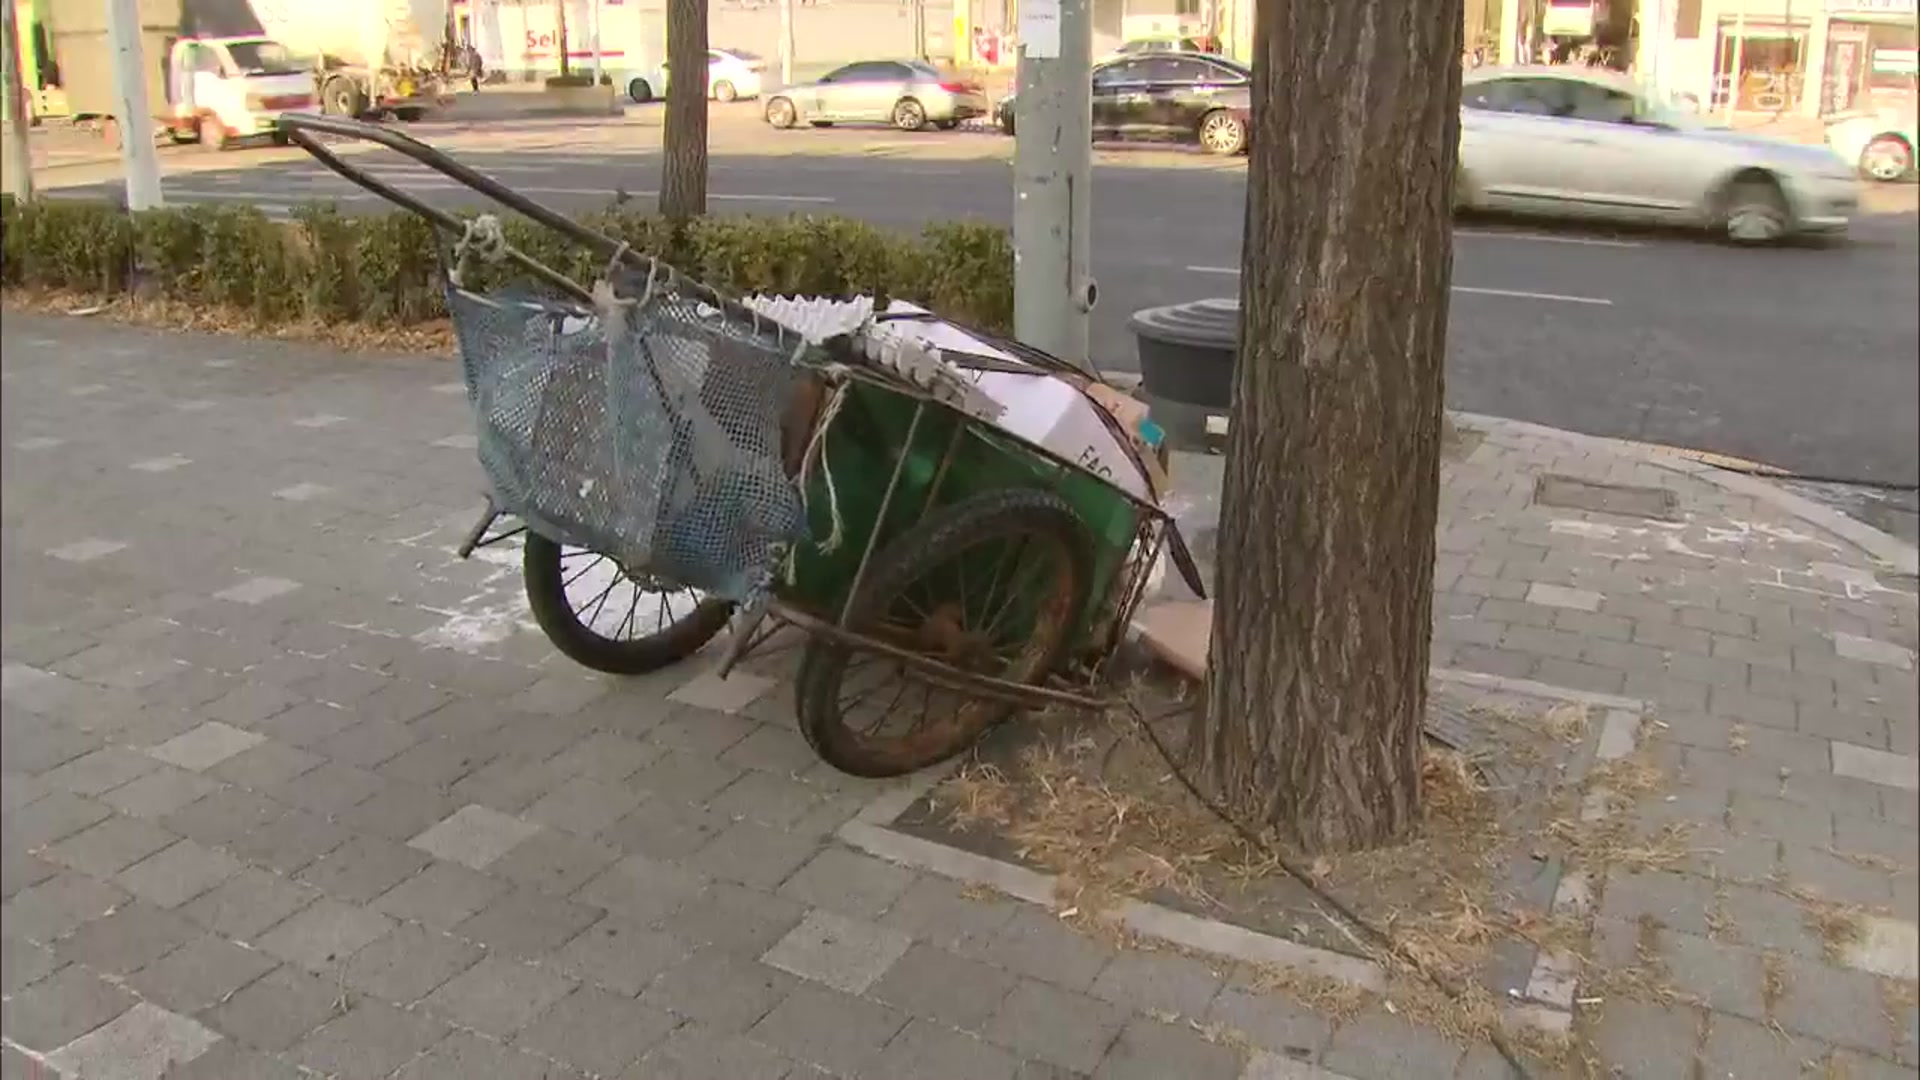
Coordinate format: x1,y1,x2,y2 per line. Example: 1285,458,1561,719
1126,298,1240,349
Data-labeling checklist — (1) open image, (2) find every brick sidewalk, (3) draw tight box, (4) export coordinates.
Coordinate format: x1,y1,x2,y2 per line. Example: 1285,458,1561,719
2,312,1915,1079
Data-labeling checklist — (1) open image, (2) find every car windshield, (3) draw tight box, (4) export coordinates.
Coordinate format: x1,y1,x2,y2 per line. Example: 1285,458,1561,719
224,41,302,76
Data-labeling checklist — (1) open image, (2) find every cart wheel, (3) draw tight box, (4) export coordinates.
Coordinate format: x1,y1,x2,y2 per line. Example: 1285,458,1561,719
522,532,733,675
794,489,1092,778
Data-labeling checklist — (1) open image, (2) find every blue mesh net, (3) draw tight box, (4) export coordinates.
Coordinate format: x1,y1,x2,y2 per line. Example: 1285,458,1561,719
447,269,813,602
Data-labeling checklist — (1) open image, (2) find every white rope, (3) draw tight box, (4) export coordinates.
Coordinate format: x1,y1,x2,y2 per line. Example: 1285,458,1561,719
785,375,852,583
449,214,508,288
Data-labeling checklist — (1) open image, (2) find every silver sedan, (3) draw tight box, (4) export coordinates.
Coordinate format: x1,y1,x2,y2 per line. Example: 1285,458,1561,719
763,60,989,132
1458,66,1859,243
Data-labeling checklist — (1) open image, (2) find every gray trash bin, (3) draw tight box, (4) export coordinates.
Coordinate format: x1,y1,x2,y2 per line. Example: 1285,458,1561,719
1128,298,1238,450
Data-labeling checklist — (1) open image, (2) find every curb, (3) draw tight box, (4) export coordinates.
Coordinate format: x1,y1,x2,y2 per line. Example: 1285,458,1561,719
1452,411,1920,578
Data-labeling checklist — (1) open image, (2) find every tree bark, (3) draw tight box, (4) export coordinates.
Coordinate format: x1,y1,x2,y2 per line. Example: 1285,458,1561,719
659,0,710,222
1189,0,1460,855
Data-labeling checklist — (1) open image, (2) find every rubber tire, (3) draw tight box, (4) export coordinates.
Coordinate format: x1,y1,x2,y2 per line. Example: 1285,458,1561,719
629,78,654,104
521,532,734,676
1722,176,1790,245
712,79,737,103
322,77,366,118
1198,109,1246,155
392,107,426,122
810,120,834,128
1860,134,1913,182
892,97,927,132
999,111,1014,136
767,97,798,128
793,489,1093,778
197,115,226,152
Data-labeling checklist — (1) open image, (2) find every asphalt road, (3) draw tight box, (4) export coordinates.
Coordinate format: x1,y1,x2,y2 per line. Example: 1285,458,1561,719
38,118,1920,498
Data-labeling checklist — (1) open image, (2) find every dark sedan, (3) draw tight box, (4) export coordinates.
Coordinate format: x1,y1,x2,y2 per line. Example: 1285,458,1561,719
996,54,1251,155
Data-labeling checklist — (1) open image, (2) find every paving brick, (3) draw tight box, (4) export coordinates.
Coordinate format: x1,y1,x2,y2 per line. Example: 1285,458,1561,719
4,789,111,849
313,717,423,769
447,757,572,816
376,737,497,790
631,750,748,805
550,915,692,997
1088,947,1229,1019
255,897,394,973
1094,1015,1243,1080
158,787,284,849
289,999,449,1080
292,833,432,904
158,1040,309,1080
338,782,461,843
870,942,1020,1033
199,964,341,1051
55,899,198,975
1773,952,1899,1054
145,722,265,772
661,879,808,955
626,1022,795,1080
521,776,645,837
513,985,680,1075
488,828,621,896
1657,929,1768,1019
341,920,485,1005
208,739,324,791
42,814,179,877
388,1030,580,1079
1,938,58,995
1202,987,1332,1060
576,853,708,924
1588,998,1700,1079
707,770,829,829
40,747,161,797
1699,1012,1826,1080
407,803,540,870
967,906,1118,993
778,846,917,919
423,955,577,1036
749,981,909,1077
178,866,319,942
718,724,821,776
1833,742,1920,792
600,800,734,859
643,948,797,1033
871,1018,1025,1080
272,761,386,815
0,847,58,902
762,908,913,994
43,1000,222,1079
115,839,244,910
455,886,602,960
369,859,506,931
0,963,138,1053
1833,813,1920,870
984,979,1129,1075
1729,791,1835,850
224,806,352,875
1781,843,1898,907
125,933,278,1013
880,875,1022,954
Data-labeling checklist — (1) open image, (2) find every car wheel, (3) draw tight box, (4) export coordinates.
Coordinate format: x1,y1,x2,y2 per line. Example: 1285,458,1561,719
197,114,227,152
766,97,797,129
321,77,365,118
1860,134,1913,182
810,120,834,128
892,97,927,132
712,79,737,103
1722,175,1790,245
999,111,1015,136
628,78,653,104
934,118,959,130
1198,109,1246,155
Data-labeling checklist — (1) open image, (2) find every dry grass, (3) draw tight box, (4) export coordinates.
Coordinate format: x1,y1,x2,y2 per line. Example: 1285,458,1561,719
5,291,458,356
1786,888,1868,962
1728,723,1750,755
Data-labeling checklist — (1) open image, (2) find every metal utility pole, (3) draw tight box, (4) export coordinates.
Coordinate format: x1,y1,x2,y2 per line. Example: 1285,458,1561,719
1011,0,1094,364
779,0,794,85
2,0,35,201
105,0,162,209
589,0,604,86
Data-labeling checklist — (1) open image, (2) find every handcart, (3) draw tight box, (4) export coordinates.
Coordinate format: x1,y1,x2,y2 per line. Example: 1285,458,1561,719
279,113,1204,778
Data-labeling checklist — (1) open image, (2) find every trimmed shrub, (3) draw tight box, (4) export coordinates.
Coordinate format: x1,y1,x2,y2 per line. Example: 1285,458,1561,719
0,198,1015,335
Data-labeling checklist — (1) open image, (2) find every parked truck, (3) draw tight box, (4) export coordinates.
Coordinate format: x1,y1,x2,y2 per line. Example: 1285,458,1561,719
230,0,452,118
18,0,316,150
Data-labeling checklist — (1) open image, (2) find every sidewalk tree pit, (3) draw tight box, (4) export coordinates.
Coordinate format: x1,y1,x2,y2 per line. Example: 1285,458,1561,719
0,200,1013,336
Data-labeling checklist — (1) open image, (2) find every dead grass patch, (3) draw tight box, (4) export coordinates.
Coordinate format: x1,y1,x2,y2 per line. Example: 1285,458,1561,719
5,291,458,355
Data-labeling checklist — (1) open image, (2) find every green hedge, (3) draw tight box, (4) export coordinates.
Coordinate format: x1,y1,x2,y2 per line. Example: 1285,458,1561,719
0,199,1015,335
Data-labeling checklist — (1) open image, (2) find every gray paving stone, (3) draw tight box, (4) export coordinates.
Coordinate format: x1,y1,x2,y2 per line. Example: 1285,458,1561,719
5,790,112,850
453,886,602,960
625,1022,795,1080
1201,988,1332,1060
870,942,1021,1033
487,828,621,896
575,853,708,924
294,833,433,905
40,747,161,797
762,908,914,995
1781,842,1899,907
340,920,485,1005
1588,998,1700,1079
513,985,680,1075
125,934,278,1014
271,761,386,815
550,915,692,997
778,846,916,919
0,963,138,1053
42,814,179,877
178,867,319,942
871,1018,1025,1080
880,875,1022,954
1,938,59,995
1729,791,1836,849
55,900,198,975
631,750,748,805
985,979,1130,1074
158,1040,308,1080
659,879,808,955
43,1000,222,1080
407,803,540,870
0,847,59,902
1834,741,1920,792
690,819,823,891
388,1031,578,1079
338,782,461,844
1699,1012,1826,1080
423,955,577,1037
1825,1049,1920,1080
313,717,423,769
1773,951,1900,1054
223,807,353,875
369,859,506,931
207,740,324,791
113,840,244,910
749,981,909,1077
1657,930,1768,1020
1715,882,1828,958
158,787,284,850
599,800,733,859
376,737,497,790
968,906,1118,993
1094,1015,1243,1080
288,999,449,1080
707,770,828,829
643,948,798,1033
521,776,645,837
145,722,264,772
254,897,394,973
1088,947,1229,1019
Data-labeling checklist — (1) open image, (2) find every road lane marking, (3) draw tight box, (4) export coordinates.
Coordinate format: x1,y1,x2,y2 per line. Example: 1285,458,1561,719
1184,266,1612,306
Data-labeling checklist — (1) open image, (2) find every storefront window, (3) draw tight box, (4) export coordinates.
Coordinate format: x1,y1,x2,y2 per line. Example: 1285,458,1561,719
1712,22,1808,110
1824,18,1917,113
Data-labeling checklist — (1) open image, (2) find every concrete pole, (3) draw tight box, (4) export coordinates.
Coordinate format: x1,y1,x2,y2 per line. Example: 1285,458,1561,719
589,0,603,86
779,0,794,84
105,0,162,209
1724,1,1746,121
1497,0,1522,64
3,0,35,201
1011,0,1093,364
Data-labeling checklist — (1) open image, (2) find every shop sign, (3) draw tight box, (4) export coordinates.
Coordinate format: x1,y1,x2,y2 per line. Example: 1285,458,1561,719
1826,0,1917,15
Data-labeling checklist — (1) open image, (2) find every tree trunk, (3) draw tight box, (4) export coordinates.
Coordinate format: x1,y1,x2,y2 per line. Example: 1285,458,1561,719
557,1,572,78
659,0,709,221
1188,0,1460,855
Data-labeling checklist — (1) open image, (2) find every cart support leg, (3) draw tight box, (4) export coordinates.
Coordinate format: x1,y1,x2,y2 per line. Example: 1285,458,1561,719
838,401,927,626
456,496,501,559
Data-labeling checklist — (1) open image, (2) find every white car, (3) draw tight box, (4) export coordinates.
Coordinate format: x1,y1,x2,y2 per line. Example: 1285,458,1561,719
1825,107,1917,183
1458,66,1860,243
633,48,765,103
